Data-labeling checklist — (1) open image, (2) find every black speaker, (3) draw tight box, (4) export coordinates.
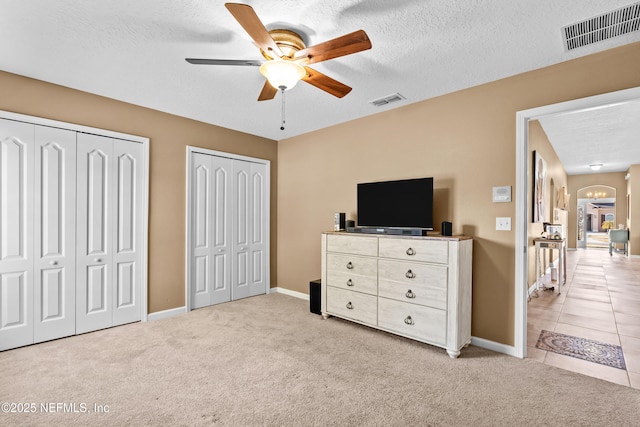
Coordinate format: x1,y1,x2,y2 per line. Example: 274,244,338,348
442,221,452,236
345,219,355,229
309,279,321,315
334,212,345,231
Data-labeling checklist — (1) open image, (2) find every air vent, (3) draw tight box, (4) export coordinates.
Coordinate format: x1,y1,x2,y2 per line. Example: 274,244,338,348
563,2,640,51
369,93,406,107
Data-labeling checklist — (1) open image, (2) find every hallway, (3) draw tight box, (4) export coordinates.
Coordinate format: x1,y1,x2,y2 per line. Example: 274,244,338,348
527,248,640,389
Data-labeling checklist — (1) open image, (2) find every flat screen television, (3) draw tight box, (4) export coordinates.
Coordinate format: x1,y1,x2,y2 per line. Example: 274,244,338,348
357,177,434,230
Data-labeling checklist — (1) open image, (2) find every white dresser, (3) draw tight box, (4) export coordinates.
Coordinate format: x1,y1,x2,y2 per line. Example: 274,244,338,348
321,232,473,358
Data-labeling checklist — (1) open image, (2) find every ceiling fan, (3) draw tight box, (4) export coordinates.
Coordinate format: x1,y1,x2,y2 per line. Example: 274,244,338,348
186,3,372,101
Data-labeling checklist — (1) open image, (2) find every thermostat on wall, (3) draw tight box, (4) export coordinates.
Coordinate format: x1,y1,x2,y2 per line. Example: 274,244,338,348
493,186,512,203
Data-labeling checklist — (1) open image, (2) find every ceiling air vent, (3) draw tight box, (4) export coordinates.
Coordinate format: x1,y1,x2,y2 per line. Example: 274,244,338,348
369,93,406,107
563,2,640,51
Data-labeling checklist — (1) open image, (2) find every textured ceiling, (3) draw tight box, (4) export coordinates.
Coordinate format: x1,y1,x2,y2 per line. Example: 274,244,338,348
1,0,640,153
538,100,640,175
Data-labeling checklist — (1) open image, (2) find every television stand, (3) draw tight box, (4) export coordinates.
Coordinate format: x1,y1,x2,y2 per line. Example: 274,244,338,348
345,227,428,236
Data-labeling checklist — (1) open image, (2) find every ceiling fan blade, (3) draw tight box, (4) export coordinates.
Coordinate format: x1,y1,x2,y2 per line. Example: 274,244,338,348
302,67,352,98
185,58,262,66
293,30,372,65
258,81,278,101
225,3,284,58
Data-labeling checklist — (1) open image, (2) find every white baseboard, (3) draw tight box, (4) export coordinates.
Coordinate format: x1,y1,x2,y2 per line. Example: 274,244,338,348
471,336,519,358
147,306,187,321
270,287,309,301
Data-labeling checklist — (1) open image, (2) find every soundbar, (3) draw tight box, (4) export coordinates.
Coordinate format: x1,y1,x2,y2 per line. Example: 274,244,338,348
346,227,428,236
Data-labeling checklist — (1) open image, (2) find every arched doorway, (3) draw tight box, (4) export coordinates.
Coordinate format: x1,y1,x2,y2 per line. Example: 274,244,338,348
576,185,616,249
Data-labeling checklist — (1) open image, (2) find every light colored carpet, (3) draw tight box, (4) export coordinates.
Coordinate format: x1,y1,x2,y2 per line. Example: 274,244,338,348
1,293,638,426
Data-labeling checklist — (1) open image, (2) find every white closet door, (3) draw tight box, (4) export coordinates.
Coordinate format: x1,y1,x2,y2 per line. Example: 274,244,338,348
249,162,267,297
33,126,77,343
232,160,252,300
191,153,213,309
76,133,113,333
209,155,232,305
112,139,144,326
190,153,232,308
0,119,35,351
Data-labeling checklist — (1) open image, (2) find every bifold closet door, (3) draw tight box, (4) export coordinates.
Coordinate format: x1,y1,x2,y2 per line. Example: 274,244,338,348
0,119,35,351
189,153,267,308
0,121,77,349
232,160,267,300
33,126,77,343
191,153,232,308
76,133,143,334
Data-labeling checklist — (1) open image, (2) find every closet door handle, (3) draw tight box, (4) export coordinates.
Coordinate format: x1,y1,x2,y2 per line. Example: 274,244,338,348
405,269,416,279
50,260,58,266
218,248,226,253
95,258,102,263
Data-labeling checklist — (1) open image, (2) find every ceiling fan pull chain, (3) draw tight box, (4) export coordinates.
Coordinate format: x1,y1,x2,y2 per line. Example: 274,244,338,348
280,88,286,130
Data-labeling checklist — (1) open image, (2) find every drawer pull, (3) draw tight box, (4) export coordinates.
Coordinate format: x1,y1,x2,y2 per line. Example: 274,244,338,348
405,289,416,299
406,247,416,256
346,279,354,287
404,315,414,325
346,302,353,310
346,261,354,270
405,269,416,279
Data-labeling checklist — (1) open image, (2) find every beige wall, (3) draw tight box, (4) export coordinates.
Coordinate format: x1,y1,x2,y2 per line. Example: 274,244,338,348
0,70,278,314
527,120,568,287
567,174,628,249
277,42,640,346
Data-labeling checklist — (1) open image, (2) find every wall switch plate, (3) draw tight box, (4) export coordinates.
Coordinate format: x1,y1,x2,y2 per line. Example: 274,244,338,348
496,217,511,231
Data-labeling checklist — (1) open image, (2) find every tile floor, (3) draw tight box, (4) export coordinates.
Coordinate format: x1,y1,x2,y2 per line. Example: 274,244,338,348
527,248,640,389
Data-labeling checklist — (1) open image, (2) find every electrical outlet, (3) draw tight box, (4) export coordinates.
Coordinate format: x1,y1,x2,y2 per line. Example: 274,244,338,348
496,217,511,231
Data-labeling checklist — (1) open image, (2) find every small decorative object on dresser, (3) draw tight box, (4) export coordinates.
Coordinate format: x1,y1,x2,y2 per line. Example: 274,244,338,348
321,232,473,358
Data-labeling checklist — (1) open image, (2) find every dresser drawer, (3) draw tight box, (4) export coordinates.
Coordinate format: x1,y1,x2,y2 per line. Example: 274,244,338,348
378,266,447,310
327,254,377,295
379,238,448,264
326,287,378,326
378,259,447,287
327,234,378,256
378,298,446,345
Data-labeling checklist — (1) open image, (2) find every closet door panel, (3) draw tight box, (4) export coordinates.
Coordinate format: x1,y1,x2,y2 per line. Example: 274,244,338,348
249,163,267,297
76,133,113,334
231,161,251,300
190,153,213,308
0,119,34,350
33,126,76,343
209,155,232,305
112,139,143,325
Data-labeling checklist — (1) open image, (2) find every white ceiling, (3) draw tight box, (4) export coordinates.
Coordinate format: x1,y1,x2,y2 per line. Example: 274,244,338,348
1,0,640,152
538,99,640,175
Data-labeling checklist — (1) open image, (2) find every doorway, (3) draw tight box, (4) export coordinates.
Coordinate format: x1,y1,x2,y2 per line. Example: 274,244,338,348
185,146,271,311
576,185,616,250
515,85,640,359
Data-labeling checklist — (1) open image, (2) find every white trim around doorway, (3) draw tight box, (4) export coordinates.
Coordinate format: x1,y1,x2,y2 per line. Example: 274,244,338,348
515,86,640,359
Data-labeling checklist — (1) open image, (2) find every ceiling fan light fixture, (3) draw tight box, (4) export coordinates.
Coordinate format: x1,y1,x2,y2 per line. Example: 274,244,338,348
260,60,305,91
